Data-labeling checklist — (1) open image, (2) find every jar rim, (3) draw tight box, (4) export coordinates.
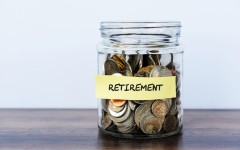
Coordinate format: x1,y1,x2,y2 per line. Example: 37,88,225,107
100,22,181,30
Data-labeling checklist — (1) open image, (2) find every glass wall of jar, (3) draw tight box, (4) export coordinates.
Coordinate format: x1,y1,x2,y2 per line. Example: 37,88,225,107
97,22,183,139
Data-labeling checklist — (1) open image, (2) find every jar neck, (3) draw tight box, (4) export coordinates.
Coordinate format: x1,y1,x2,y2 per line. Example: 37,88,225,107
100,22,181,48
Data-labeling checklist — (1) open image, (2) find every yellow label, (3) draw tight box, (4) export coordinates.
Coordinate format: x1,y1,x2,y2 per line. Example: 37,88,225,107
95,75,176,100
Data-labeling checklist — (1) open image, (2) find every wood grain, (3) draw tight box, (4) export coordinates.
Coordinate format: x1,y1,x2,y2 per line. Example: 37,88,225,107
0,109,239,150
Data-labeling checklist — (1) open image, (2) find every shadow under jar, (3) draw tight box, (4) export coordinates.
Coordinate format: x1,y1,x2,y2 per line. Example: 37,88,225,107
97,22,183,139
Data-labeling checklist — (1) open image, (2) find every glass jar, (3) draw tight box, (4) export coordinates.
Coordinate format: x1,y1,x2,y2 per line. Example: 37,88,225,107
96,22,183,139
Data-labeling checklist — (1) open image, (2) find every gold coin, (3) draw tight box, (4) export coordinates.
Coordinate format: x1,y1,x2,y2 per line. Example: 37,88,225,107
163,115,177,133
151,100,169,118
140,114,162,134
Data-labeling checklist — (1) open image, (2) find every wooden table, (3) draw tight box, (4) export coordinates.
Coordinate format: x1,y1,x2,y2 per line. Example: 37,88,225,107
0,109,239,150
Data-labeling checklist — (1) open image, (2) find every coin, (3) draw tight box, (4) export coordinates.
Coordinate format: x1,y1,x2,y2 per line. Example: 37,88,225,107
109,105,131,123
112,55,125,70
162,98,172,110
134,71,150,77
138,65,155,73
142,55,155,67
140,114,162,134
167,99,177,116
108,103,127,118
104,59,120,75
102,111,112,129
128,54,141,73
133,100,148,104
166,53,175,70
111,99,126,107
134,101,153,128
101,99,109,112
108,100,125,112
163,115,177,133
115,113,135,133
150,66,172,77
122,69,133,76
128,101,137,110
111,73,123,76
151,100,169,118
118,121,135,133
151,54,161,65
134,65,155,77
112,55,133,76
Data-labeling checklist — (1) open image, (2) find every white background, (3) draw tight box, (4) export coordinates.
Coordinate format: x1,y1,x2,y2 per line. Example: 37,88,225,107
0,0,240,108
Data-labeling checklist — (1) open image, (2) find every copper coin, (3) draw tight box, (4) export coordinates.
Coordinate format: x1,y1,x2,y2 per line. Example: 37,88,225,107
110,99,126,107
140,114,162,134
104,59,120,75
108,100,125,112
151,100,169,118
163,115,177,133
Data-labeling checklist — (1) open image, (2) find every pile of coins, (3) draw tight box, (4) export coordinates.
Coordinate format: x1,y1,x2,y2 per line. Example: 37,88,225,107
101,54,181,135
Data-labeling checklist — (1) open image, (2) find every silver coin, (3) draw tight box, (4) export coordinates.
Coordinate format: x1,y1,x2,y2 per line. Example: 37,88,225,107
167,99,177,116
109,105,131,123
101,111,112,129
150,66,172,77
140,114,162,134
134,101,154,128
117,123,135,133
114,112,135,128
133,100,148,104
128,101,137,110
104,59,120,75
111,73,123,76
108,103,127,118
